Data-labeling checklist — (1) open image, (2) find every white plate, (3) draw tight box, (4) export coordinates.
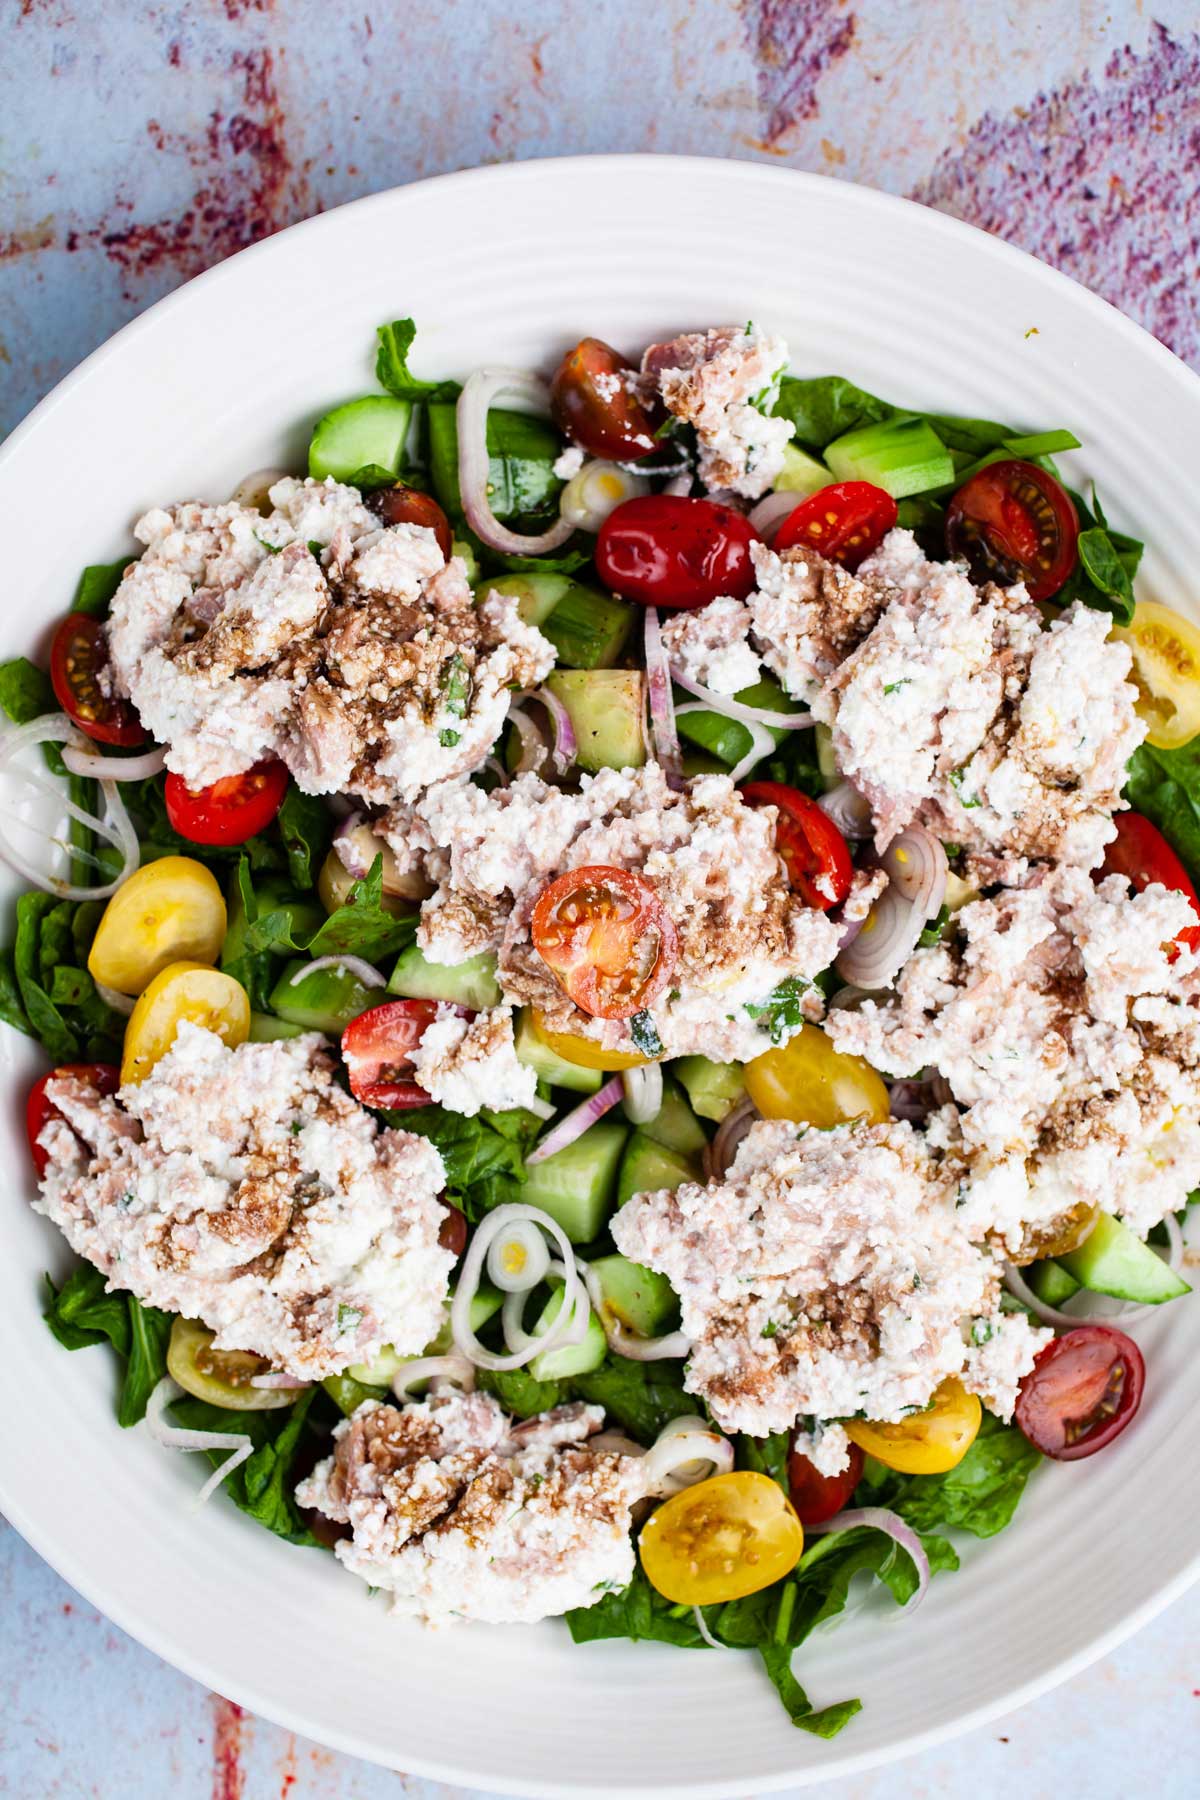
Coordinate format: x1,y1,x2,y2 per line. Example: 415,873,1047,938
0,156,1197,1796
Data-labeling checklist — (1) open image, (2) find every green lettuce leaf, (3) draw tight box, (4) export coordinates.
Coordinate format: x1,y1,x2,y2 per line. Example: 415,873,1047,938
1124,740,1200,884
773,375,896,449
0,655,56,725
571,1354,694,1445
736,1429,790,1494
376,317,460,402
395,1103,528,1222
43,1265,172,1425
862,1412,1042,1538
73,557,134,618
119,1298,173,1427
246,856,416,966
169,1392,320,1544
276,785,332,891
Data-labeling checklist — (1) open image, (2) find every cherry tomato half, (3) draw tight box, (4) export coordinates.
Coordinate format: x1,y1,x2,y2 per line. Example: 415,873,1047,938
549,337,661,461
744,1023,890,1130
341,998,448,1109
596,495,760,610
1014,1325,1144,1461
1112,599,1200,750
366,483,453,560
773,482,897,570
639,1471,804,1606
786,1440,865,1527
741,781,852,910
26,1062,120,1178
438,1204,469,1259
49,612,144,747
846,1377,982,1475
164,761,289,848
530,866,678,1022
945,459,1079,603
1101,811,1200,955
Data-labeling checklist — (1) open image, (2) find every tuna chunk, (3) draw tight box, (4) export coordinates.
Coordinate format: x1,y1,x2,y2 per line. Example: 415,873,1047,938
34,1024,454,1377
296,1391,646,1625
641,325,794,498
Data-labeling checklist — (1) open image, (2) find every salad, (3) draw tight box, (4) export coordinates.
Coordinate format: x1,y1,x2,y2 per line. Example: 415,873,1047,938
5,316,1198,1739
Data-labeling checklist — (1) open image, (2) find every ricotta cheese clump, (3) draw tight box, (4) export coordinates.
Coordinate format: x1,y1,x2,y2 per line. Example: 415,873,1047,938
411,1003,538,1117
640,325,795,499
107,477,554,803
384,763,841,1062
612,1117,1032,1439
34,1024,454,1378
828,866,1200,1248
296,1392,647,1625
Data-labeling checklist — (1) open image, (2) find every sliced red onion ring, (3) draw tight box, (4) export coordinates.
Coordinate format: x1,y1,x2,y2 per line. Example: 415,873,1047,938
748,490,802,543
287,953,386,990
640,1415,734,1495
482,756,510,789
818,780,873,841
61,743,166,782
144,1376,255,1507
644,609,683,789
94,981,136,1017
0,714,140,901
836,827,947,990
693,1606,729,1650
810,1507,930,1610
887,1079,938,1124
391,1353,476,1402
1162,1209,1185,1272
579,1262,691,1362
526,1075,625,1164
533,685,578,774
457,369,576,556
507,704,551,777
669,665,812,731
621,1063,663,1125
230,466,289,513
704,1094,758,1182
451,1205,587,1372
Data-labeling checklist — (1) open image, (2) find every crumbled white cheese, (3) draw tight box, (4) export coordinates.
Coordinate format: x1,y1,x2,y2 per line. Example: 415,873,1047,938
641,325,794,499
412,1004,538,1117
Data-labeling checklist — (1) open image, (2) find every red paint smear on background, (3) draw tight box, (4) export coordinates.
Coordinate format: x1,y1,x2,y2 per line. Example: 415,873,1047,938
914,23,1200,366
211,1696,246,1800
742,0,856,142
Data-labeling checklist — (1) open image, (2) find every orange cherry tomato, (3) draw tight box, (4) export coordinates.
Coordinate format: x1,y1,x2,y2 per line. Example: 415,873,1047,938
26,1062,120,1177
50,612,144,746
549,337,662,461
530,865,677,1022
366,483,454,560
741,781,852,910
773,482,897,570
163,760,289,847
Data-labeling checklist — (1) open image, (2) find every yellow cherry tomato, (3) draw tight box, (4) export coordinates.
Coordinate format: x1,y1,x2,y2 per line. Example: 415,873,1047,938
121,960,250,1085
531,1009,650,1072
744,1022,890,1128
166,1317,300,1411
1112,600,1200,749
845,1377,982,1475
639,1471,804,1606
88,855,227,996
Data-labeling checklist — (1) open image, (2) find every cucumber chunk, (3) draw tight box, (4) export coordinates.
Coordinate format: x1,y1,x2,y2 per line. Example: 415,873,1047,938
520,1119,627,1242
429,402,563,522
308,396,413,483
269,959,380,1033
389,942,501,1009
484,572,573,628
587,1252,680,1339
675,1055,746,1123
815,721,838,784
617,1131,700,1208
248,1011,310,1043
638,1075,708,1157
514,1007,603,1095
539,582,635,670
774,443,831,496
823,417,955,499
1058,1211,1191,1304
322,1373,386,1417
528,1283,608,1381
675,674,804,769
544,669,646,774
1025,1260,1082,1308
222,873,322,980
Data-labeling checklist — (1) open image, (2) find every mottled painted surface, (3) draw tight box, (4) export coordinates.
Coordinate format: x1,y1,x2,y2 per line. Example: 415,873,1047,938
3,3,1200,1794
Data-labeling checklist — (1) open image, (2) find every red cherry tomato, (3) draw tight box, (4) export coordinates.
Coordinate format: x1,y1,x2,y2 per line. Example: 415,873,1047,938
530,865,678,1021
438,1205,468,1259
1015,1325,1144,1461
366,484,454,560
741,782,853,911
786,1440,865,1526
773,482,897,570
596,495,760,610
549,337,662,461
1101,811,1200,955
50,613,144,747
341,999,454,1110
945,459,1079,602
26,1062,120,1178
164,761,289,847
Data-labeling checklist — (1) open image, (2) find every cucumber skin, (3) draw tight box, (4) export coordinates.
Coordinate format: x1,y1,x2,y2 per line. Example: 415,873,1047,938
1058,1211,1191,1303
823,417,954,499
308,396,412,483
269,960,379,1033
1025,1259,1082,1307
586,1252,679,1339
541,583,635,670
638,1077,709,1157
528,1288,608,1381
544,669,646,774
389,943,501,1009
676,675,801,768
514,1009,603,1094
520,1120,628,1242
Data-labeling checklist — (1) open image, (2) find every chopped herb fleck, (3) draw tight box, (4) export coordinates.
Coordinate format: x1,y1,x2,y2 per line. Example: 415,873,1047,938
630,1010,663,1058
439,728,462,748
917,903,950,949
948,767,980,809
441,651,472,721
337,1304,363,1331
745,976,811,1046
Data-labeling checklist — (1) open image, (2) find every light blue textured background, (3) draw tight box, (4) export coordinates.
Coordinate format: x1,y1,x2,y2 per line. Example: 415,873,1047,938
3,3,1199,1794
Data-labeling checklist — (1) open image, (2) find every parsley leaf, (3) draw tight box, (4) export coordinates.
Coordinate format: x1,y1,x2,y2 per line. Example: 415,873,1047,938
745,976,810,1045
